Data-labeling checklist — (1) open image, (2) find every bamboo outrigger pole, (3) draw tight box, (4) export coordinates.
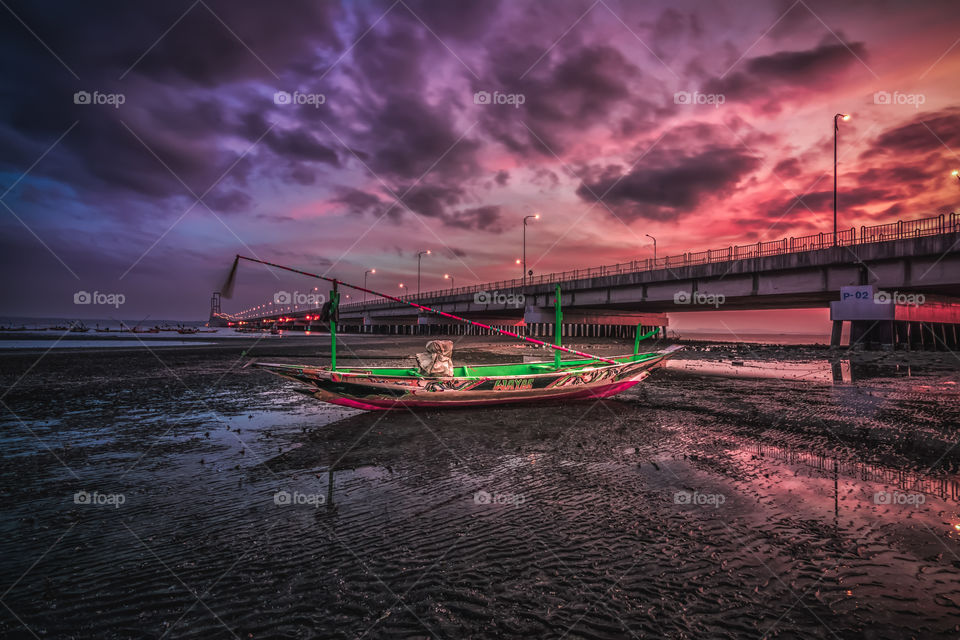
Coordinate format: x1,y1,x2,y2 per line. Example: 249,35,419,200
223,255,618,365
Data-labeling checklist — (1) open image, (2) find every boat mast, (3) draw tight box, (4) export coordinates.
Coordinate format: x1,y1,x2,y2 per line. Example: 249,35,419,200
634,326,657,354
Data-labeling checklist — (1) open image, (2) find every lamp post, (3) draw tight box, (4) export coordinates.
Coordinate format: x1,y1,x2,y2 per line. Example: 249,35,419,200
523,213,539,288
953,169,959,184
444,273,454,289
416,250,430,296
363,269,375,304
834,113,850,246
645,233,657,262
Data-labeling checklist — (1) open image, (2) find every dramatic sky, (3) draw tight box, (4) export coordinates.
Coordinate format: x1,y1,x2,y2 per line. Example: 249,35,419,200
1,0,959,328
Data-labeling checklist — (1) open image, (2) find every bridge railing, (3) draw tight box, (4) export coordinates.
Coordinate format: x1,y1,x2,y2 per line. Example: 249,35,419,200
323,212,958,312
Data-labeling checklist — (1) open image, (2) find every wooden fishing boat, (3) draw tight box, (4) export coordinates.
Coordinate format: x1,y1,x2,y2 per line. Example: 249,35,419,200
255,347,679,410
223,254,680,411
69,321,90,333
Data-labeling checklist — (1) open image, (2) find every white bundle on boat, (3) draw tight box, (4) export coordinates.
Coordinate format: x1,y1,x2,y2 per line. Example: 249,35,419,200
415,340,454,377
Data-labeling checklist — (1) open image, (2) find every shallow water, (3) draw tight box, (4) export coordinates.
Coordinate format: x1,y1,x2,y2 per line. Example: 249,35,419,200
1,342,959,638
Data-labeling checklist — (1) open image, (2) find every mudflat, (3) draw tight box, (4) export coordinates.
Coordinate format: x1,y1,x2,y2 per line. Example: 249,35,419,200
2,335,959,638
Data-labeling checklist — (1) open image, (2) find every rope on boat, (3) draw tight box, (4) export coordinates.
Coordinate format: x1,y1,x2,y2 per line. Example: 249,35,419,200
223,255,619,365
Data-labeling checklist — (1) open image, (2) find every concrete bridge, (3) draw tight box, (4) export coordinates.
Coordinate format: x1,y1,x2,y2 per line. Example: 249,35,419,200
225,213,960,348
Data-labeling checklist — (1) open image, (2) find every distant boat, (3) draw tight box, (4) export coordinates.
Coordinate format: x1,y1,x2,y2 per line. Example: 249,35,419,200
69,321,90,333
130,325,159,333
177,327,199,334
0,325,27,332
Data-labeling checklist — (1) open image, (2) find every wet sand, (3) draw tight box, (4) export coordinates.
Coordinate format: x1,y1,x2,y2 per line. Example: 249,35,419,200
2,335,960,638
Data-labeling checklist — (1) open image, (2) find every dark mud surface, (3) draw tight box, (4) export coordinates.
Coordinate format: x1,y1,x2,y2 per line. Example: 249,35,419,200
2,335,960,638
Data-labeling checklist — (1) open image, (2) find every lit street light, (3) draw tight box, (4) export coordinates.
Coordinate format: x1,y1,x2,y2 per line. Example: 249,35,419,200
416,250,430,296
364,268,375,304
444,273,454,289
645,233,656,262
834,113,850,246
523,213,539,288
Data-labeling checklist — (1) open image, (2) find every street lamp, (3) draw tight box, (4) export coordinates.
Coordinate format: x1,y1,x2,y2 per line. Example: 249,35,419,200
444,273,454,289
416,250,430,296
645,233,657,262
952,169,959,184
834,113,850,246
363,268,375,304
523,213,539,288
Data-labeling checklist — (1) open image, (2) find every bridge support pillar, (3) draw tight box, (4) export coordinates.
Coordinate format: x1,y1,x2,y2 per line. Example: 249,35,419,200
849,321,872,348
908,322,922,350
831,285,960,349
894,321,909,349
830,321,843,347
923,323,938,350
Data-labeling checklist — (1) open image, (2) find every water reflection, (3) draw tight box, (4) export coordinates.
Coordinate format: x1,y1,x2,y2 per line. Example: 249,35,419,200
740,439,960,543
753,442,960,502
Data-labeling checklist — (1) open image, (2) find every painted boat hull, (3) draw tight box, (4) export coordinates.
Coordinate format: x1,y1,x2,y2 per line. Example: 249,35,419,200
255,347,680,411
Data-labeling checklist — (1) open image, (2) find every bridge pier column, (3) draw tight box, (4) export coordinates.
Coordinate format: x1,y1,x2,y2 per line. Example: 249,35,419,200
923,323,937,350
908,322,921,350
849,321,869,348
882,321,895,348
894,321,909,349
830,321,843,347
874,322,893,348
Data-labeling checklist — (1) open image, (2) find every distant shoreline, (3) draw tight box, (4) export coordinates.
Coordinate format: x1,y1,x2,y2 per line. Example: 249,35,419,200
0,331,833,356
